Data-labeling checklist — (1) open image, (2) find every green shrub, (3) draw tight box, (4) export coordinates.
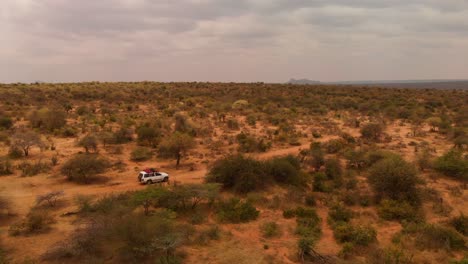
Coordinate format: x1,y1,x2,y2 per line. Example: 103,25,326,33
325,158,343,187
361,122,384,141
7,146,23,159
368,246,415,264
112,127,133,144
304,195,316,207
0,116,13,130
206,155,268,193
312,172,329,192
434,150,468,181
296,217,322,240
29,108,67,132
266,156,304,186
333,222,376,246
226,118,239,130
368,156,421,205
412,224,466,251
309,142,325,170
0,245,7,264
338,242,354,259
378,199,421,222
9,209,54,236
261,221,282,238
130,147,153,161
77,134,99,153
61,154,110,184
324,139,346,154
328,204,353,223
450,214,468,236
112,212,188,262
18,160,51,177
236,133,270,153
283,209,296,219
450,258,468,264
217,198,259,223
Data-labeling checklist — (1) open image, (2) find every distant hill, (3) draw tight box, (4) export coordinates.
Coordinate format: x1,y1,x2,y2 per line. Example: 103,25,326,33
287,78,321,85
334,80,468,90
287,79,468,89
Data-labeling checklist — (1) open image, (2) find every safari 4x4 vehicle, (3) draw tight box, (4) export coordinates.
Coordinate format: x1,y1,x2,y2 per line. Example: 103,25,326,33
138,168,169,184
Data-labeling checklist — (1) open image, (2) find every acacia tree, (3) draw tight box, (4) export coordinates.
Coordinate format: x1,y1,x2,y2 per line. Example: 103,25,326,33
159,132,195,168
12,130,43,157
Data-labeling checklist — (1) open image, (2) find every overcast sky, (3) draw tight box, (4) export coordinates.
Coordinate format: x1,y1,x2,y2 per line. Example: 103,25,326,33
1,0,468,83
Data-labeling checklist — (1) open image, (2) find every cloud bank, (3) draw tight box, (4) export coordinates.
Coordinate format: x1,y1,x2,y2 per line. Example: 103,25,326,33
1,0,467,82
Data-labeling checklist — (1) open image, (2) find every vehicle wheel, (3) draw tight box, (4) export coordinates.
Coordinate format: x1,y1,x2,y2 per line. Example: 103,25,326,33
147,180,153,185
163,177,169,182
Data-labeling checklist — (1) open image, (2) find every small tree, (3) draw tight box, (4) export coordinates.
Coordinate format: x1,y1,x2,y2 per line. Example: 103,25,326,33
36,191,65,207
136,125,161,147
158,132,195,168
77,134,99,153
12,130,43,157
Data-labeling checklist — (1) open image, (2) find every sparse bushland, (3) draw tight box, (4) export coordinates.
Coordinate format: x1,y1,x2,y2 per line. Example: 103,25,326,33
206,154,306,193
0,82,466,262
61,153,110,184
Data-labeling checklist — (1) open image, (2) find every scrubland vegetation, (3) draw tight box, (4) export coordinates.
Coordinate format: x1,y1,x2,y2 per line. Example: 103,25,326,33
0,82,466,263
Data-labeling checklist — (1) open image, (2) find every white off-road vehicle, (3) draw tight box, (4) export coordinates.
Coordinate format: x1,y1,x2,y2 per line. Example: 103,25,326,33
138,168,169,184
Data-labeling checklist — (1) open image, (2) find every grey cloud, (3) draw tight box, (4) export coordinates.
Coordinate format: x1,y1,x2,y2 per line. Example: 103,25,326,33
1,0,468,83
